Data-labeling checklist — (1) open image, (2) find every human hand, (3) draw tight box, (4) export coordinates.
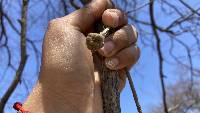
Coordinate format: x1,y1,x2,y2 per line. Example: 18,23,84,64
65,0,140,90
23,0,139,113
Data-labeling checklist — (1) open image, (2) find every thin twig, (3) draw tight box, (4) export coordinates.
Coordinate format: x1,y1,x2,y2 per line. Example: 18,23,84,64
70,0,80,9
126,0,154,14
126,70,143,113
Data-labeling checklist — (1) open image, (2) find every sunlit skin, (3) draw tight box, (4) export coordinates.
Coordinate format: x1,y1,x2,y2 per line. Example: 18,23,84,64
23,0,140,113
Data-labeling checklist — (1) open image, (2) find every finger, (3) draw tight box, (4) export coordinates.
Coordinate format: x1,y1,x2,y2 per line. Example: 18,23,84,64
104,45,140,70
64,0,113,33
102,9,127,28
98,25,138,57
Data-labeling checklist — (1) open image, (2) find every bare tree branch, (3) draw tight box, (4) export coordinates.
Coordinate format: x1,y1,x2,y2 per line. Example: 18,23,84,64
179,0,200,16
61,0,68,15
0,0,29,112
70,0,80,9
149,0,169,113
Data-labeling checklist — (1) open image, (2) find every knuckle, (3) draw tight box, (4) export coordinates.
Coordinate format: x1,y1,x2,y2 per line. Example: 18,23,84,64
103,9,127,27
124,25,138,44
114,29,126,40
115,45,140,69
131,45,137,55
113,29,129,45
130,46,140,63
48,18,63,30
48,18,59,26
113,25,138,46
107,9,127,22
123,46,138,60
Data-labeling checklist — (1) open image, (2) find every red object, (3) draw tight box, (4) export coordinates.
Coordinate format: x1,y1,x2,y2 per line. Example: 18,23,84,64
13,102,30,113
13,102,22,111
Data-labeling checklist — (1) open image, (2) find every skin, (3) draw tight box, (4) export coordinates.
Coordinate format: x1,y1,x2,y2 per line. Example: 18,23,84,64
23,0,140,113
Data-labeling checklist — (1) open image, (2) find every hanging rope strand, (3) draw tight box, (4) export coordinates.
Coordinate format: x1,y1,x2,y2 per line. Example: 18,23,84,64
126,69,143,113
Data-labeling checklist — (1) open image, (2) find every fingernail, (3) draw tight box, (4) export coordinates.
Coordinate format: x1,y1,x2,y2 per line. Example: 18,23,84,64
101,41,114,55
105,58,119,69
111,12,119,27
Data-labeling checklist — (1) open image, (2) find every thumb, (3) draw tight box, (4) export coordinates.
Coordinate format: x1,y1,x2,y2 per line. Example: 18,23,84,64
64,0,113,33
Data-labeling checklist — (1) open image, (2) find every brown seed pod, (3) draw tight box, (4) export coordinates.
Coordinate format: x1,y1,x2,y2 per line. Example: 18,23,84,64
86,33,105,51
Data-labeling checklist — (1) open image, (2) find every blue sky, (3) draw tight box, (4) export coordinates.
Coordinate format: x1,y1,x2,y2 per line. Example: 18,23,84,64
0,0,200,113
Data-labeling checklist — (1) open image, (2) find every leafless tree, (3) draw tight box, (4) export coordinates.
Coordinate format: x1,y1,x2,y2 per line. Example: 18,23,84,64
151,80,200,113
0,0,200,113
